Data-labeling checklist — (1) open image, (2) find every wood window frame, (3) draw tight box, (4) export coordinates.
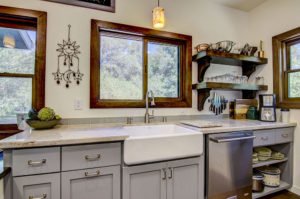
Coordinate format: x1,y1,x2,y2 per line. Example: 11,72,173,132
273,27,300,109
43,0,115,13
90,20,192,108
0,6,47,130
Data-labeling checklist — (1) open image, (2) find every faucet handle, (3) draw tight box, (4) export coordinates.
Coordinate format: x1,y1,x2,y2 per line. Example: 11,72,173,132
126,117,133,124
151,100,156,106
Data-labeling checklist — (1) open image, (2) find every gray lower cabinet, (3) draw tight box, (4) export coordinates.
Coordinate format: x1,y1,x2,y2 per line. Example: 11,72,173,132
167,158,203,199
61,166,120,199
123,162,167,199
13,173,60,199
123,157,203,199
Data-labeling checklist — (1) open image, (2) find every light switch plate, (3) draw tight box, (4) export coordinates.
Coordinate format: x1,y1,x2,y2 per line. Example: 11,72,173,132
74,99,83,110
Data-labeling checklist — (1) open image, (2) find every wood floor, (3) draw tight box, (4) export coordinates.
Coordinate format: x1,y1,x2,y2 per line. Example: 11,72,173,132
261,191,300,199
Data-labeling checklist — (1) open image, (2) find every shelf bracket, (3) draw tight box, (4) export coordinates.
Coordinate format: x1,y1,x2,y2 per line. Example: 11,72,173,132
197,56,212,82
197,89,211,111
242,62,257,78
242,90,257,99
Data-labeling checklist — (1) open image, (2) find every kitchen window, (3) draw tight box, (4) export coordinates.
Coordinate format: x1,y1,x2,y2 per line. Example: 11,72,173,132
273,27,300,109
90,20,192,108
0,6,47,129
286,40,300,98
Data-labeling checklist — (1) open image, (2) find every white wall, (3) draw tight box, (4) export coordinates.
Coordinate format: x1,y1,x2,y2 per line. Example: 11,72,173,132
0,0,250,118
1,0,299,195
249,0,300,194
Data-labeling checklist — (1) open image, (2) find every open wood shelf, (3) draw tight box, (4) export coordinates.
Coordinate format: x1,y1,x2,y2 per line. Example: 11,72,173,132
192,50,268,83
193,50,268,66
192,82,268,111
252,181,291,199
253,158,288,168
192,50,268,111
192,82,268,91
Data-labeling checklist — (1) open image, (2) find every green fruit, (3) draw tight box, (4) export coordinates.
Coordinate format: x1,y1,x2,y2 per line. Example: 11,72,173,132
28,108,39,120
38,107,55,121
55,115,61,120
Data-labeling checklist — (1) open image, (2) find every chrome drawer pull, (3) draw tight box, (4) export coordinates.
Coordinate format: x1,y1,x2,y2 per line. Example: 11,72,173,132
28,159,46,166
168,168,173,179
261,137,269,141
210,135,256,143
85,154,101,161
85,170,101,177
29,193,47,199
281,134,289,138
162,169,167,180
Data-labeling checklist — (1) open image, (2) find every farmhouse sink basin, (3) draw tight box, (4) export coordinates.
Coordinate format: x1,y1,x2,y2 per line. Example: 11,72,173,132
123,124,203,165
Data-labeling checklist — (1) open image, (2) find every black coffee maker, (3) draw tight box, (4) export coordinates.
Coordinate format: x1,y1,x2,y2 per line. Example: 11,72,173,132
259,94,276,122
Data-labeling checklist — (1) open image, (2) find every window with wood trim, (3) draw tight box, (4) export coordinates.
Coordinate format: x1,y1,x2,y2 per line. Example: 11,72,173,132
90,20,192,108
273,27,300,109
0,6,47,129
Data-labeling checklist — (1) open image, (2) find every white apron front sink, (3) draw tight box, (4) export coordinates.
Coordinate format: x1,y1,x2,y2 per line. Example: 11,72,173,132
123,124,203,165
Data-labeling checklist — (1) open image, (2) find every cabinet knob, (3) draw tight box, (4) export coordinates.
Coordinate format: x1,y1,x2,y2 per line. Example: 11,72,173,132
29,193,47,199
281,134,289,138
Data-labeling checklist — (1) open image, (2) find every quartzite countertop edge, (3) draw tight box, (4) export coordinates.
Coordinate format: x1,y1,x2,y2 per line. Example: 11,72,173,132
0,119,297,149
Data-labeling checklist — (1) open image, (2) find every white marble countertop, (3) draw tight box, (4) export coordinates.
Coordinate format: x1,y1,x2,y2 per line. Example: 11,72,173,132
0,119,297,149
179,119,297,134
0,123,129,149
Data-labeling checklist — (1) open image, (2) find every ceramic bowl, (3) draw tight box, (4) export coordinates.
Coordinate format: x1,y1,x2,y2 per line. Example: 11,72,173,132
26,119,61,130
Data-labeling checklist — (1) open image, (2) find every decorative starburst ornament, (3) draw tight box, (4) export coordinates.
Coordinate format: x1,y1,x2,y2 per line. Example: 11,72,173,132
53,25,83,88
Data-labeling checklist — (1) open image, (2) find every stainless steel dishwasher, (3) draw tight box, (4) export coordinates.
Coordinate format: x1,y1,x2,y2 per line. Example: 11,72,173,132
206,131,255,199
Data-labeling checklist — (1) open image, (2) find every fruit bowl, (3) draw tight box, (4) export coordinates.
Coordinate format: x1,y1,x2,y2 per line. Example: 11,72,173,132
26,119,61,130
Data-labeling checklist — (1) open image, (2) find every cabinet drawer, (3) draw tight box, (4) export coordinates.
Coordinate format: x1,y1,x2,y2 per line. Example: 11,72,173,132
13,173,60,199
253,131,275,147
62,166,120,199
12,147,60,176
62,143,121,171
276,128,294,144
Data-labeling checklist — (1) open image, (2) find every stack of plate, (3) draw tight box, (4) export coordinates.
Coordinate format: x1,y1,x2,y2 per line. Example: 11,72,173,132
254,147,272,161
271,151,285,160
253,152,259,164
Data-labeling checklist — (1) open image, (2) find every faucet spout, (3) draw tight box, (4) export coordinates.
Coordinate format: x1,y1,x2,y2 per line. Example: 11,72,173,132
145,90,155,123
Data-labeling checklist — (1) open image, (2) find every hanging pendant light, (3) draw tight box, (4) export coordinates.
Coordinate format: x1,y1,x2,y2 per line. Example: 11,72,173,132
153,0,165,29
3,35,16,48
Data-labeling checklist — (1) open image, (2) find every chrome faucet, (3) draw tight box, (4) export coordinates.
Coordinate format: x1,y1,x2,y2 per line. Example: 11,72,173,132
145,90,155,123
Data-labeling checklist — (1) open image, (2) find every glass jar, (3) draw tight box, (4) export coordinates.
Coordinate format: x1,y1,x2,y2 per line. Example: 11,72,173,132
247,106,258,120
281,108,290,123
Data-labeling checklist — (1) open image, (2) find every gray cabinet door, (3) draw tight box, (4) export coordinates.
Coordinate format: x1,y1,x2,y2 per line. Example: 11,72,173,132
167,157,204,199
13,173,60,199
123,162,167,199
61,166,120,199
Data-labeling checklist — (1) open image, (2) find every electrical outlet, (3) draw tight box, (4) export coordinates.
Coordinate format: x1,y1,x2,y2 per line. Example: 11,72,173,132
74,99,83,110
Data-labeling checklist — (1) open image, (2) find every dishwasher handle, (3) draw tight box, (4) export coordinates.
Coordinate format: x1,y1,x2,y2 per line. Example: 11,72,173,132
210,135,256,143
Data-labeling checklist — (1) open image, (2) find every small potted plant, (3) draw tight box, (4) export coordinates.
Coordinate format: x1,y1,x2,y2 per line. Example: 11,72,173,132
26,107,61,130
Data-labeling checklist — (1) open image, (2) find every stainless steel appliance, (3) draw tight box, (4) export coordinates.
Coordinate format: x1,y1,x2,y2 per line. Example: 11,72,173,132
206,131,255,199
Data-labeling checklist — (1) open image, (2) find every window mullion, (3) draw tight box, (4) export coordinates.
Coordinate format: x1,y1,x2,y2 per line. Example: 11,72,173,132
143,38,149,101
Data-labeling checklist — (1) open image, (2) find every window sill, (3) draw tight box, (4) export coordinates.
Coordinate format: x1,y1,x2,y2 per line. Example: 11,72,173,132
0,124,23,139
277,101,300,109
